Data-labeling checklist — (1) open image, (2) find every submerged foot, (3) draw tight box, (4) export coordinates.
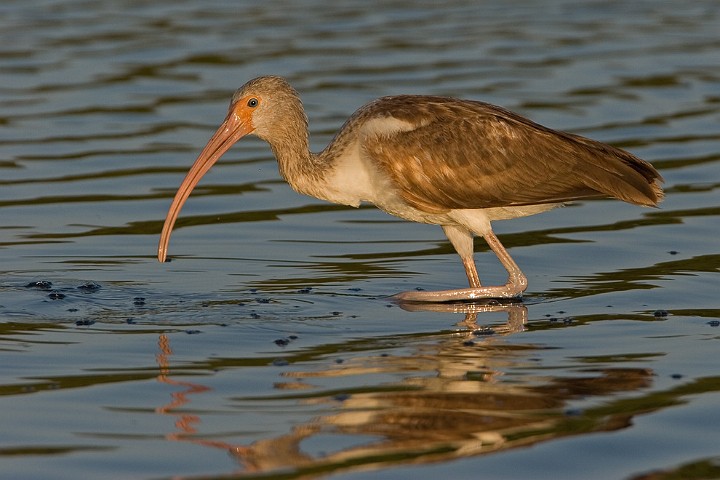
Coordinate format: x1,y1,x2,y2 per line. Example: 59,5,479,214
392,282,525,303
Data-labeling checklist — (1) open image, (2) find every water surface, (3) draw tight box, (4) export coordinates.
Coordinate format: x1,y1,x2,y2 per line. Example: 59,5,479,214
1,1,720,479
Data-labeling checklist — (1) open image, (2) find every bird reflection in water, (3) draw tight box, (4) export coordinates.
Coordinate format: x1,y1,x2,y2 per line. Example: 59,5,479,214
153,306,653,477
155,335,213,442
398,298,528,335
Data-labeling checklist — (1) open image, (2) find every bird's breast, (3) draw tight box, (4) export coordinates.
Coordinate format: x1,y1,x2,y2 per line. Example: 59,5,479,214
317,149,452,224
312,143,376,207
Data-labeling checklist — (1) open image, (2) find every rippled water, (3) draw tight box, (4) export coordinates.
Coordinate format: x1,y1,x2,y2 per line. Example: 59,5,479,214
2,1,720,479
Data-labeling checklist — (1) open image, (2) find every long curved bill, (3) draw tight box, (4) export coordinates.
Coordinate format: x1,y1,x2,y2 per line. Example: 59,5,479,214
157,105,253,262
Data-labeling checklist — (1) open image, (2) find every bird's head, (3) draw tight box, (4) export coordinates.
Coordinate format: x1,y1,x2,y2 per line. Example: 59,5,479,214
229,75,305,141
157,75,304,263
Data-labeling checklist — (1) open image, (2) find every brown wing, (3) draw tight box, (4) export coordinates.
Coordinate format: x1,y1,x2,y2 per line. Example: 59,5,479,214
361,97,663,214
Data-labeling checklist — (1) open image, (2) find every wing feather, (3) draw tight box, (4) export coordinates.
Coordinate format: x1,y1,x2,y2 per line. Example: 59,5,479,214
360,97,663,214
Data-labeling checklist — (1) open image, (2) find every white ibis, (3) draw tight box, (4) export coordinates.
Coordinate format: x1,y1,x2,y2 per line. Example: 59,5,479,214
158,76,663,302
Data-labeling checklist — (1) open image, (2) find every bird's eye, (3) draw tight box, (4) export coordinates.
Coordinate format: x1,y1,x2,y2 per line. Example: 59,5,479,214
247,98,259,108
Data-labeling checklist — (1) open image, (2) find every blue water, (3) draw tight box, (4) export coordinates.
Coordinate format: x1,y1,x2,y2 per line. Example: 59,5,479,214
1,1,719,479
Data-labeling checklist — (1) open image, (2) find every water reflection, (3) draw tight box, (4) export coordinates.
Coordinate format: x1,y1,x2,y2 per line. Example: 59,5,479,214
152,306,660,478
397,298,528,335
155,335,212,443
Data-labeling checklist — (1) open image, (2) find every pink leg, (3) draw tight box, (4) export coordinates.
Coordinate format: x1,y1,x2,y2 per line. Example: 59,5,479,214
393,228,527,303
462,256,482,288
438,225,482,288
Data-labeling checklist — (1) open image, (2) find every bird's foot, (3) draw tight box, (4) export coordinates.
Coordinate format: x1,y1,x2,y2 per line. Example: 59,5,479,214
392,282,525,303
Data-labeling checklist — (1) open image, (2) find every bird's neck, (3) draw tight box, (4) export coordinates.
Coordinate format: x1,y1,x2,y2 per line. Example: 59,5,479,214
263,99,352,201
268,128,330,198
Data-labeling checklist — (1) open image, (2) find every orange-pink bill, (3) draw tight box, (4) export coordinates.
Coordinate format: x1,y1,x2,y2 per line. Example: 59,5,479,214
157,103,254,262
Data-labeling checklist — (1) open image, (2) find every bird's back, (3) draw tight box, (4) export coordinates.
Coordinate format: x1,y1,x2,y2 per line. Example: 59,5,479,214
345,95,663,213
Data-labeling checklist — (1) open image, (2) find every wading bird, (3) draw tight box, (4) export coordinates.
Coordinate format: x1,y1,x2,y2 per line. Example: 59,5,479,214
158,76,663,302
